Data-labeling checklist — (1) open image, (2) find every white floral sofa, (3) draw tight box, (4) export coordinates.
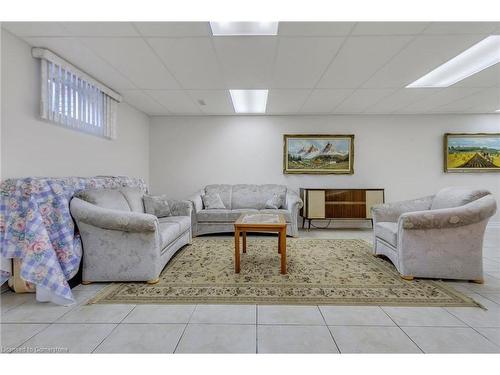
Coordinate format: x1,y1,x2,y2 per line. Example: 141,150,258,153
372,187,497,282
188,184,303,237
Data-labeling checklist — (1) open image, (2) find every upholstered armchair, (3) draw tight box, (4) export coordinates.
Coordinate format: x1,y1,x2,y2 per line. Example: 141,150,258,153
371,187,497,283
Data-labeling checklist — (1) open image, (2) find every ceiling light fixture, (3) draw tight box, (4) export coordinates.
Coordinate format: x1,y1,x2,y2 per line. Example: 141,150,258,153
210,22,278,36
407,35,500,88
229,90,268,113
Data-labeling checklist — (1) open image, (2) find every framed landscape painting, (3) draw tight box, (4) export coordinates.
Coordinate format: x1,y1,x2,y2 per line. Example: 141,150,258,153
444,133,500,173
283,134,354,174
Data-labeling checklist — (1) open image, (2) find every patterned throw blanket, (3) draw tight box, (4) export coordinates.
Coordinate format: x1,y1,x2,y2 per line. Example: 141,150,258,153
0,176,147,305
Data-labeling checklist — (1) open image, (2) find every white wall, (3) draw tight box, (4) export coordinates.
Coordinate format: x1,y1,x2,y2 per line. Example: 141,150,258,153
1,30,150,182
150,115,500,222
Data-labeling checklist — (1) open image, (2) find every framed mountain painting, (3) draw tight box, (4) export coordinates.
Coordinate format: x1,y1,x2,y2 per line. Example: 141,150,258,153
283,134,354,174
444,133,500,173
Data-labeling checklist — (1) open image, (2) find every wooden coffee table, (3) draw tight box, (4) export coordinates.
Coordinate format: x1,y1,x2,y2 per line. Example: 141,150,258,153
234,213,287,274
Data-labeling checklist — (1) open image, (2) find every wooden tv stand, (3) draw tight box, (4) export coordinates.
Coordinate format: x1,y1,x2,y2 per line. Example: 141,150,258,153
299,188,385,229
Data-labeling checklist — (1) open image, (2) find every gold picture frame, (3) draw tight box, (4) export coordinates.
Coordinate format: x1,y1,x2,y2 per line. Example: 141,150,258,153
283,134,354,174
444,133,500,173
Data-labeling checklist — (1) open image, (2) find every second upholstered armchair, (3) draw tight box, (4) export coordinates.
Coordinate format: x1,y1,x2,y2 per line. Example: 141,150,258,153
371,187,497,283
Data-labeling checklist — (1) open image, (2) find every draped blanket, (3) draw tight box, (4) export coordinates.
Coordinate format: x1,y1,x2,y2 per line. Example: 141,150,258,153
0,176,147,305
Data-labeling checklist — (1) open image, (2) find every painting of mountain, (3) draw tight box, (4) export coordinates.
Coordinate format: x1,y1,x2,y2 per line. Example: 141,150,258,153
445,133,500,173
283,134,354,174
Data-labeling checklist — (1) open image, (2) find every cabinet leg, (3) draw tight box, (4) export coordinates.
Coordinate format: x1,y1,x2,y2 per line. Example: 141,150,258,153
302,216,306,229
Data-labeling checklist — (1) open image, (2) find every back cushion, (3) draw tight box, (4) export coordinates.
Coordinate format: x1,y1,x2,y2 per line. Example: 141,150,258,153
120,188,145,213
76,189,131,212
431,187,490,210
231,184,287,210
205,184,232,209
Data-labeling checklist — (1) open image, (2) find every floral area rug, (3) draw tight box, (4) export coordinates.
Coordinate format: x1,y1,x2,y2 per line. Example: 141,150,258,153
89,238,479,307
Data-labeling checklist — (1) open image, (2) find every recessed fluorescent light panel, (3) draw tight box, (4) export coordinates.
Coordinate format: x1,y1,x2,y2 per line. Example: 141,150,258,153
407,35,500,88
229,90,268,113
210,22,278,36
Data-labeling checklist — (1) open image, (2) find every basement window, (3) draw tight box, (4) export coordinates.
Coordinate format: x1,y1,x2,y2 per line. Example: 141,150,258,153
32,48,122,139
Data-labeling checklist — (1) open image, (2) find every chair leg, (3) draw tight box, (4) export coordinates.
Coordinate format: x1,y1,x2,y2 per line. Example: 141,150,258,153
470,279,484,284
146,278,160,284
401,275,414,281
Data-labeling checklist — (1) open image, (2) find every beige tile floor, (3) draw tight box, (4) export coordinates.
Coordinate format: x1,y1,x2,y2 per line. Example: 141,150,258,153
1,228,499,354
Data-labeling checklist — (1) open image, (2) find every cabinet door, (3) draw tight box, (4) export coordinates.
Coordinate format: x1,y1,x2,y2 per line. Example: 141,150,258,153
366,190,384,218
307,190,326,218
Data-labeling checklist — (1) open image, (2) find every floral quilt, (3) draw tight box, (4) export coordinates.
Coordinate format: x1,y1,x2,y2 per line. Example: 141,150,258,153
0,176,147,304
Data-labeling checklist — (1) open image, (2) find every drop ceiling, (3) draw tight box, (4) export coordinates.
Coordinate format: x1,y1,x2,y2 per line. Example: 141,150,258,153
2,21,500,116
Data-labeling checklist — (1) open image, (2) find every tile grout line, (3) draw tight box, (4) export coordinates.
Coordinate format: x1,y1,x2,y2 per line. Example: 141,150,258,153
255,305,258,354
379,306,425,353
173,304,198,354
90,305,137,353
317,306,341,353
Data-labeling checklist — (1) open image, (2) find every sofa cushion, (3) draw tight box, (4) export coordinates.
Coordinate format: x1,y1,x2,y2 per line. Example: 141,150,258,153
158,222,180,250
120,188,145,213
265,193,284,209
158,216,191,234
431,187,490,210
231,184,287,210
205,184,232,209
75,189,131,212
375,222,398,247
202,193,226,209
259,209,292,223
197,209,258,222
143,194,172,218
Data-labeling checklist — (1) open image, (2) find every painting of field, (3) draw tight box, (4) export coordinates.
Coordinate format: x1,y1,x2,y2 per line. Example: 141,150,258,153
284,135,354,174
445,134,500,172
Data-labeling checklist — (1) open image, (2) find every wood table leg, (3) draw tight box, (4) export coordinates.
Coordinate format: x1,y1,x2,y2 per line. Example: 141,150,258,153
280,228,287,274
242,231,246,253
235,229,240,273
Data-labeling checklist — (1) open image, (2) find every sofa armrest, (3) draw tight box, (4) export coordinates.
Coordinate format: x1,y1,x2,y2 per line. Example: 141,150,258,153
70,198,158,233
187,192,204,213
399,195,497,230
168,200,192,217
371,195,434,223
286,191,303,211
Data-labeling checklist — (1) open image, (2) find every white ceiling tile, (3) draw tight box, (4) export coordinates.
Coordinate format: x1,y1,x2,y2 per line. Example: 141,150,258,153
452,64,500,88
334,89,396,113
61,22,139,37
134,22,211,37
423,22,499,35
398,87,484,113
80,37,180,89
300,89,353,113
24,37,135,91
272,37,344,88
212,36,277,88
362,34,486,88
121,90,169,115
187,90,234,114
267,90,311,113
145,90,201,114
147,38,225,89
317,36,413,88
433,88,500,113
2,22,67,36
351,22,429,35
278,22,354,36
365,88,442,113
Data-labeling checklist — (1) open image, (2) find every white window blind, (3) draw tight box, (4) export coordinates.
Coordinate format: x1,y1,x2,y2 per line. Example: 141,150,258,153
32,48,122,139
